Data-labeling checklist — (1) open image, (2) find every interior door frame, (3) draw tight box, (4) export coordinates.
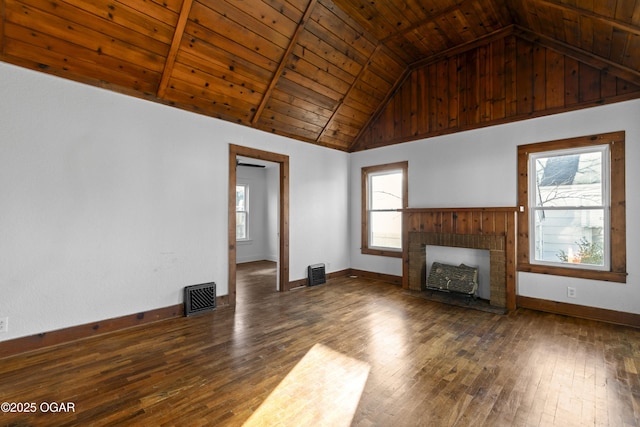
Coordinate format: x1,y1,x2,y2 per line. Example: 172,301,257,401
229,144,289,306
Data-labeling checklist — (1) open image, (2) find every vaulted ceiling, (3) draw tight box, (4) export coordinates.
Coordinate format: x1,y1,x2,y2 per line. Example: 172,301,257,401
1,0,639,151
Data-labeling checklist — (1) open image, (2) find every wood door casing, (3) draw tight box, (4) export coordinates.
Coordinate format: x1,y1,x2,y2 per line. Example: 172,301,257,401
229,144,289,306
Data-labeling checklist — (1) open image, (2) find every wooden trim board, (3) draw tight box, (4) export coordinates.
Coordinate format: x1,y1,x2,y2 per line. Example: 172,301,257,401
0,303,185,359
517,295,640,328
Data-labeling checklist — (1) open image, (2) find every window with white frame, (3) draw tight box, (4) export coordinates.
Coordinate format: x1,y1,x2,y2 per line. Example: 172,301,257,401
361,162,408,257
517,131,627,282
529,145,609,269
236,184,249,240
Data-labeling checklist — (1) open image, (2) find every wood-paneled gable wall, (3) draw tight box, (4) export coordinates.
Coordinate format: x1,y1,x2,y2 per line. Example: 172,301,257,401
353,29,640,151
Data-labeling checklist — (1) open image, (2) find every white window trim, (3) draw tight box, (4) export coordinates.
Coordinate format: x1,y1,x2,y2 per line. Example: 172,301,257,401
528,144,610,271
236,183,249,241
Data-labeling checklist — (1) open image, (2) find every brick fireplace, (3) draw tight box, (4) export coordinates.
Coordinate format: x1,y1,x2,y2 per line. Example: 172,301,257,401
402,208,517,311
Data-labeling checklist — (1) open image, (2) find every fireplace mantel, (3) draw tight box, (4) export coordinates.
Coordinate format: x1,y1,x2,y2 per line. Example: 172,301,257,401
402,207,518,311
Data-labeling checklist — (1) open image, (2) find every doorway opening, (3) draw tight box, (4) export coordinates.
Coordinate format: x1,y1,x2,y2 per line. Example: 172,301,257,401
228,145,289,307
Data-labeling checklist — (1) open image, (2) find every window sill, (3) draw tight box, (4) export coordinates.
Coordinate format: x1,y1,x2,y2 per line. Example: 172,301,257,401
518,263,627,283
361,248,403,258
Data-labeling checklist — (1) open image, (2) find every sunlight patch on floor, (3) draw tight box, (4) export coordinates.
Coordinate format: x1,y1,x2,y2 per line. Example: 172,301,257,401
242,343,370,427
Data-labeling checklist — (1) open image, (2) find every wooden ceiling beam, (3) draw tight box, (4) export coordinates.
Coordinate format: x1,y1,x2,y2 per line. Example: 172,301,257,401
535,0,640,36
157,0,194,99
251,0,318,126
410,25,516,69
348,50,412,152
316,44,383,146
514,25,640,87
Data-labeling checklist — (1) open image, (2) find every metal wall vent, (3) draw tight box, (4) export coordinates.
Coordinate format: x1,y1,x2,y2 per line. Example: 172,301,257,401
184,282,216,316
308,264,326,286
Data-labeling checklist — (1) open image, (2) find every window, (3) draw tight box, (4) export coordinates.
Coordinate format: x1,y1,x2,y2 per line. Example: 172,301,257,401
530,146,609,269
517,131,626,282
236,184,248,240
361,161,408,257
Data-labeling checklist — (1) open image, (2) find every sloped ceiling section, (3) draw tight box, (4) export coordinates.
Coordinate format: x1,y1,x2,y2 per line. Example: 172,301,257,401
354,30,640,151
1,0,639,152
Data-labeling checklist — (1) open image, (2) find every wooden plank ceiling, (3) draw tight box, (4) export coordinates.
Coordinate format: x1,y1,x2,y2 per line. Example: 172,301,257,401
1,0,639,151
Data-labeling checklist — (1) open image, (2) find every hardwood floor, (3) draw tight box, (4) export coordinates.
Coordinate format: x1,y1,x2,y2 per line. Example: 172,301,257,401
1,260,639,426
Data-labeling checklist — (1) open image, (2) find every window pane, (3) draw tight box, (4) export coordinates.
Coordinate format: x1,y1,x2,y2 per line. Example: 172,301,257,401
518,132,625,281
534,151,603,207
236,212,247,239
533,208,604,266
236,185,245,211
370,211,402,249
370,172,402,210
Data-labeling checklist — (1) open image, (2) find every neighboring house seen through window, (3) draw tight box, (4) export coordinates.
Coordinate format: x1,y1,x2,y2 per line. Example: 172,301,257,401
361,162,408,258
530,146,609,269
517,131,627,282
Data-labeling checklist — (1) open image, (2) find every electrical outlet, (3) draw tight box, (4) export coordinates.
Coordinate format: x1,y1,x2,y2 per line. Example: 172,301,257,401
0,317,8,333
567,287,577,298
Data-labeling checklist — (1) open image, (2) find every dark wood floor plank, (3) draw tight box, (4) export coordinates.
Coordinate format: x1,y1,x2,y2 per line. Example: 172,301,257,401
1,260,640,426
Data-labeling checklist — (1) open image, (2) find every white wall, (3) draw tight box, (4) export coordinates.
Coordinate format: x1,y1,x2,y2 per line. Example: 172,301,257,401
0,62,350,341
236,165,276,263
350,99,640,314
265,165,280,262
2,59,637,343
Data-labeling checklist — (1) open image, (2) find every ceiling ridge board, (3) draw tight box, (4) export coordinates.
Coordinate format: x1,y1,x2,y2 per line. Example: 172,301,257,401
536,0,640,36
251,0,318,125
513,25,640,86
409,24,516,70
